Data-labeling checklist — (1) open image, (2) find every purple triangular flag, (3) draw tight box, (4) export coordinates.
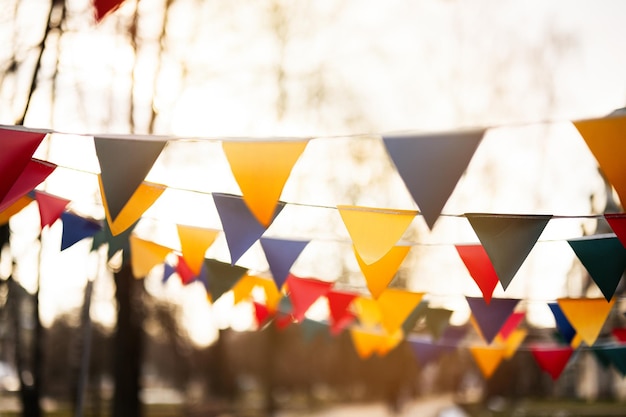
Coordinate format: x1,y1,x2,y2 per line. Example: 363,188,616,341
260,237,309,289
407,336,443,366
465,214,551,290
94,136,166,221
466,296,520,344
383,129,484,229
61,211,102,250
568,235,626,301
212,193,284,265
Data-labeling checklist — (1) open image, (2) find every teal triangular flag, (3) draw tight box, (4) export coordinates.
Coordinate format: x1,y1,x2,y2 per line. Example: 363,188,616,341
204,258,248,301
301,319,329,343
466,214,551,290
597,344,626,376
91,219,139,264
94,136,166,221
568,235,626,301
425,307,453,341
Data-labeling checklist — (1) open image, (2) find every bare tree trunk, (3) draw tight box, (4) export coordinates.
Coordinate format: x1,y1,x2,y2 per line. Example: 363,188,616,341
112,264,144,417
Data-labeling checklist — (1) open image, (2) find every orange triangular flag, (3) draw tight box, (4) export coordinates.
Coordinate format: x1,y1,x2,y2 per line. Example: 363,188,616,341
375,329,404,357
222,140,308,226
176,225,219,275
354,297,383,329
129,235,172,278
574,114,626,206
254,276,281,312
338,205,417,265
35,190,70,229
377,288,424,334
99,176,165,236
0,195,33,225
350,328,384,360
232,275,258,304
495,329,527,359
354,245,411,299
469,346,506,378
557,297,615,346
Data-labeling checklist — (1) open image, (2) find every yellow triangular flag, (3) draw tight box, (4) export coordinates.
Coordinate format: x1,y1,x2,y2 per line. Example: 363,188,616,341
232,275,258,304
574,115,626,205
558,297,615,346
353,297,383,329
0,195,33,225
495,329,527,359
355,245,411,299
222,140,308,226
248,275,281,312
176,224,219,275
375,329,404,357
350,328,383,360
570,333,583,349
377,288,424,334
99,176,165,236
129,235,172,279
469,346,506,378
338,205,417,265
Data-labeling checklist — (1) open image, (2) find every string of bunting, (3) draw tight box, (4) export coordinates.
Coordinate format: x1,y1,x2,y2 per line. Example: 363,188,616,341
2,112,626,382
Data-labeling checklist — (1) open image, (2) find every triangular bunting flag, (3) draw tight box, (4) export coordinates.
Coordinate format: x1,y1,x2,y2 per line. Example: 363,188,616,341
35,191,70,229
285,275,333,321
0,159,56,212
466,297,520,344
222,140,307,226
401,300,428,334
338,205,416,265
530,345,573,380
557,298,615,346
253,302,271,327
0,196,33,226
92,219,138,263
548,302,577,345
496,328,527,359
350,327,383,360
176,255,198,285
94,136,166,223
354,245,411,299
612,328,626,342
129,235,172,278
469,346,506,379
204,258,248,302
375,329,404,357
383,129,484,229
573,115,626,206
425,308,452,340
253,276,281,312
465,214,551,290
605,214,626,248
354,297,383,329
0,128,46,203
498,311,525,340
598,344,626,376
568,235,626,301
260,237,309,289
162,262,175,284
455,244,500,304
232,275,258,304
377,288,424,334
407,336,443,366
61,212,102,250
212,193,284,265
99,176,165,236
177,224,219,275
301,319,329,343
93,0,126,22
327,290,358,335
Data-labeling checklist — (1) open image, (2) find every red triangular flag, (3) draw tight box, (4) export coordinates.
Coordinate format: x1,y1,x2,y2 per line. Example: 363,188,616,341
498,311,525,340
612,328,626,342
253,302,271,327
94,0,126,22
530,345,573,380
605,214,626,248
455,244,500,304
327,290,358,333
0,159,56,212
35,191,70,229
0,127,46,203
176,255,197,286
285,274,333,321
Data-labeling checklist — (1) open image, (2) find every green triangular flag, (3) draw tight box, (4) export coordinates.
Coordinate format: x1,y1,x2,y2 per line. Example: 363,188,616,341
94,137,166,222
568,235,626,301
204,259,248,302
91,219,138,264
466,214,551,290
425,307,453,340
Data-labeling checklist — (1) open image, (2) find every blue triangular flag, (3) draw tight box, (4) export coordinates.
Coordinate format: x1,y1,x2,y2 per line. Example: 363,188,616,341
260,237,309,289
61,212,102,250
407,336,443,366
162,262,175,284
213,193,285,265
547,302,576,344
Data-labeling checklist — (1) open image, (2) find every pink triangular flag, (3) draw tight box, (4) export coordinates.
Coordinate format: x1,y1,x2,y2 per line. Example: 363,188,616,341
35,190,70,229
